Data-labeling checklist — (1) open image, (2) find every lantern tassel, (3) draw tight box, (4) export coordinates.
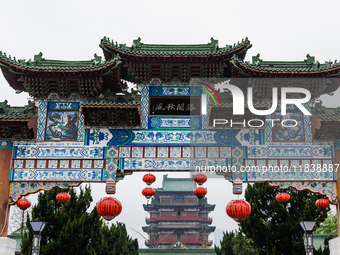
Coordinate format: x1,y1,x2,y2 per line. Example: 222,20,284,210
322,211,324,218
199,199,201,206
147,199,149,206
282,204,284,212
62,204,64,212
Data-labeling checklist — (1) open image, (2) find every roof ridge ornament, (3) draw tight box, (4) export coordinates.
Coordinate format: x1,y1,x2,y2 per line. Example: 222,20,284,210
34,52,44,65
132,37,143,50
252,53,262,65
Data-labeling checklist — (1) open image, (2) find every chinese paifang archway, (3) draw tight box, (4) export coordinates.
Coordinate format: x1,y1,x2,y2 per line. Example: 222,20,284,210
0,37,340,249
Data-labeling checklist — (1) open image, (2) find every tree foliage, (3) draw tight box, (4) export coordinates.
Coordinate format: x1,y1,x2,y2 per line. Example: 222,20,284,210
314,211,338,235
215,230,259,255
20,186,138,255
241,183,329,255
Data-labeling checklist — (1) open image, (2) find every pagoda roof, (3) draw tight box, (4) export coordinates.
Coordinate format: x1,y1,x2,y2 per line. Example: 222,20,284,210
0,52,119,71
156,175,197,192
231,53,340,77
100,37,251,58
0,100,36,139
0,51,125,98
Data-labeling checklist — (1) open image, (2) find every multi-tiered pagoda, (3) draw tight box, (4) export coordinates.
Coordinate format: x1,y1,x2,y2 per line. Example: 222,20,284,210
142,175,215,249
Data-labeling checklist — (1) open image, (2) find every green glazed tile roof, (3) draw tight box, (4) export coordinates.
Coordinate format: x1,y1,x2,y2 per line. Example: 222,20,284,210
101,37,251,56
156,175,196,191
0,51,120,71
0,100,36,119
231,53,340,72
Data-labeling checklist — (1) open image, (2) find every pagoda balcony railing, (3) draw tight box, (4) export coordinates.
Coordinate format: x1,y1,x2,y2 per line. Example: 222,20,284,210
145,239,213,245
145,216,212,223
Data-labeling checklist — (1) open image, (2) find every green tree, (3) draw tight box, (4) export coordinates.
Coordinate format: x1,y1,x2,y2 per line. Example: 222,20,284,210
20,186,138,255
232,232,259,255
215,230,259,255
215,230,235,255
315,211,338,235
241,183,329,255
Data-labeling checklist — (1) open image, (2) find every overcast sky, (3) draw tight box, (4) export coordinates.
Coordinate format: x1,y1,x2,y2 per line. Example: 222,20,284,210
1,0,339,248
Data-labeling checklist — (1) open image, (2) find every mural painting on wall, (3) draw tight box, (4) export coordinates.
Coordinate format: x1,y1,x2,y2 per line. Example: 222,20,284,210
272,111,304,142
45,111,79,141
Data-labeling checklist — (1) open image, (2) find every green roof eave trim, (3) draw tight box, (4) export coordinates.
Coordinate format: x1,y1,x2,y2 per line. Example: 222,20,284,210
0,51,121,71
101,36,252,56
231,53,340,73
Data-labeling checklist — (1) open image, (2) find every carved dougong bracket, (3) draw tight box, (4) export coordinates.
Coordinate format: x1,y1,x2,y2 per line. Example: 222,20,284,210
9,181,81,205
267,181,338,204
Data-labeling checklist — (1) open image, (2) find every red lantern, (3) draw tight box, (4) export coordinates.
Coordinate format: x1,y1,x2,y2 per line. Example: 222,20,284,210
226,200,251,223
276,192,290,211
17,199,32,236
56,193,71,205
143,174,156,186
193,187,207,206
142,187,156,206
316,199,330,217
17,199,31,211
96,197,122,221
194,174,207,186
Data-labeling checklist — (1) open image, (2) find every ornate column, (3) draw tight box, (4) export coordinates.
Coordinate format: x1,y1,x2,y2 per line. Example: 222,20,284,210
0,140,16,255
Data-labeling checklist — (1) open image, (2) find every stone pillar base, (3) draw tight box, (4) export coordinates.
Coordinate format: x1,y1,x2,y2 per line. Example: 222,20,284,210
330,236,340,255
0,237,16,255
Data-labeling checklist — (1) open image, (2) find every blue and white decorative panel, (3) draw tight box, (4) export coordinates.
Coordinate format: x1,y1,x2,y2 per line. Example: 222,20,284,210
94,160,103,168
37,100,48,142
195,147,207,157
312,159,321,165
170,147,181,158
272,112,304,142
244,159,255,167
265,102,312,143
14,160,23,168
145,147,156,157
208,147,219,158
71,160,80,168
149,86,200,97
26,160,34,168
49,160,58,168
158,147,169,157
244,145,333,158
245,170,335,182
83,160,92,168
13,145,105,159
291,160,299,168
10,169,105,181
148,117,202,129
132,147,143,157
183,147,194,157
85,129,262,147
119,158,229,170
37,160,46,168
119,147,131,157
268,160,278,168
60,160,69,168
220,147,232,158
257,160,266,168
280,160,289,168
141,85,149,129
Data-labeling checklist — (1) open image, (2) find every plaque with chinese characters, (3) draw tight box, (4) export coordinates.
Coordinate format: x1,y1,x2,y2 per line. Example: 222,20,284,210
149,97,201,116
